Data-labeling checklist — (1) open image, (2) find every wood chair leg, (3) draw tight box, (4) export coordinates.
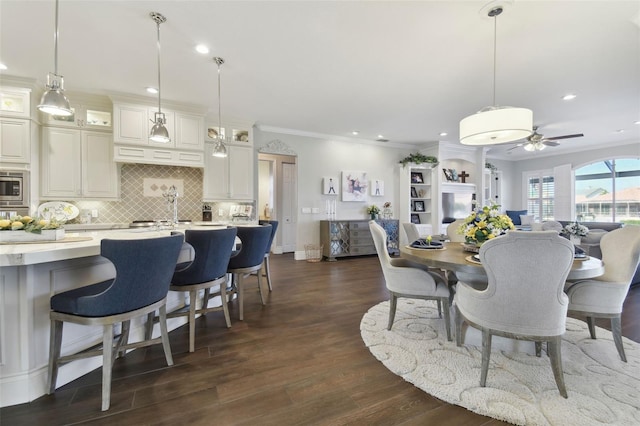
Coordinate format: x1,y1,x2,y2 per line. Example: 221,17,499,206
611,316,626,362
159,304,174,366
101,324,114,411
237,274,244,321
203,288,210,309
535,341,542,357
144,311,155,341
454,305,464,347
441,298,451,341
437,299,442,318
257,271,266,306
480,330,492,387
387,293,397,330
188,289,197,353
587,316,597,339
47,319,63,394
118,321,130,358
548,337,568,398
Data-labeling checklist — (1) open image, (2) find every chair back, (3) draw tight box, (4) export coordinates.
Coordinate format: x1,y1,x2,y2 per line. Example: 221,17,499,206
402,222,420,244
259,220,279,254
476,230,574,336
599,226,640,284
447,219,466,242
228,225,272,270
95,234,184,315
172,227,238,286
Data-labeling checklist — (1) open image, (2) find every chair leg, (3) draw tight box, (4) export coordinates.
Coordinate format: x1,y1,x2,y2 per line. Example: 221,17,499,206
587,316,597,339
101,324,114,411
257,271,266,306
237,274,244,321
188,289,197,353
158,304,174,366
117,321,131,359
203,288,210,309
387,293,397,330
480,330,492,387
265,256,273,291
548,337,568,398
220,283,232,328
144,311,155,341
611,315,626,362
535,341,542,357
47,319,63,394
454,305,464,347
437,299,442,318
441,298,451,341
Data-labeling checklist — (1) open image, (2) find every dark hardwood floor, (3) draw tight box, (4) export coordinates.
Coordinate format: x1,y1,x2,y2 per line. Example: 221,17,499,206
2,254,638,425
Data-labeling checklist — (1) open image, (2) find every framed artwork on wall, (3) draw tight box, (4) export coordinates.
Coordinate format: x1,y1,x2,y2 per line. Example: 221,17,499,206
411,214,420,224
323,176,338,195
370,179,384,196
342,171,368,202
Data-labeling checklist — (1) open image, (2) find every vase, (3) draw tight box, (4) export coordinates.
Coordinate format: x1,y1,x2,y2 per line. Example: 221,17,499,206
370,213,378,220
570,235,581,245
462,242,482,253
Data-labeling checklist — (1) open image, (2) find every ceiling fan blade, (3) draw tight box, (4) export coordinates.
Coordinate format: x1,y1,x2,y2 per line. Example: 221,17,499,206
542,141,560,147
507,144,523,151
545,133,584,141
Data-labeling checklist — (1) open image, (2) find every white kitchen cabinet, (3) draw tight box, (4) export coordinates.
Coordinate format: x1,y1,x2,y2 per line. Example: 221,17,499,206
175,111,204,150
113,103,150,145
0,118,30,163
41,127,119,199
203,144,254,200
43,102,112,131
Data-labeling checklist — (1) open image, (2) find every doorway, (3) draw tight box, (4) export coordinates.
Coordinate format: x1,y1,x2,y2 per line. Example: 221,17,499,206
258,153,297,253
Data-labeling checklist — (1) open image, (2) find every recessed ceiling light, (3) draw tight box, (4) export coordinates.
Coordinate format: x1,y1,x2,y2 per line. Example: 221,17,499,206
615,129,625,133
352,131,359,135
439,132,448,137
195,44,210,54
146,87,158,94
562,94,577,101
0,63,7,70
634,120,640,125
377,134,384,139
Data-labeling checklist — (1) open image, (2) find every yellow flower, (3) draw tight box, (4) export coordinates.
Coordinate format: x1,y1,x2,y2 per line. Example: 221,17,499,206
0,219,11,229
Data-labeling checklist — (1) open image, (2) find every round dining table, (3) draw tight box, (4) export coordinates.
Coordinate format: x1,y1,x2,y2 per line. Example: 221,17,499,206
400,242,605,281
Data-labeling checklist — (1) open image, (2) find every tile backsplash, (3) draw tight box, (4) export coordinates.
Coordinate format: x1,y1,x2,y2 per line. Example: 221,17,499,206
62,163,255,224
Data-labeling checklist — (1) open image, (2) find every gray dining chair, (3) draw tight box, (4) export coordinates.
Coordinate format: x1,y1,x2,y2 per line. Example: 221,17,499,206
370,220,452,340
454,230,574,397
47,234,184,411
565,225,640,362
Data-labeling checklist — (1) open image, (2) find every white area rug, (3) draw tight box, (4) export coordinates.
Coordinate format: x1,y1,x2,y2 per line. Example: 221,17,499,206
360,299,640,426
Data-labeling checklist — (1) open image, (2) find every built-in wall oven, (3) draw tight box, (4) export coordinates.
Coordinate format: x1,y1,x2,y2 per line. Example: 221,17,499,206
0,170,29,215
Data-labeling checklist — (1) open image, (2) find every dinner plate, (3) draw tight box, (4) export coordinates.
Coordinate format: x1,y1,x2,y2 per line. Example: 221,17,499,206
408,240,444,250
37,201,79,222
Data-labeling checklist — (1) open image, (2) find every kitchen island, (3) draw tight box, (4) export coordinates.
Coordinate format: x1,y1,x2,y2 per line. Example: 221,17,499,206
0,225,229,407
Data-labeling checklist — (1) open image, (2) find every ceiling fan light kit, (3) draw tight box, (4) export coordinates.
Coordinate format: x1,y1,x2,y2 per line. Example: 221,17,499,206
460,6,533,146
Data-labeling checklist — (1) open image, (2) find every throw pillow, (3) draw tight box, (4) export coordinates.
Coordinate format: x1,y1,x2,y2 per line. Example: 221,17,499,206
506,210,527,226
519,215,534,226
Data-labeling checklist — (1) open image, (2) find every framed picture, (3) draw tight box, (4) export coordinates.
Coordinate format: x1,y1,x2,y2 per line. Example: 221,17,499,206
414,200,425,212
443,168,453,181
323,176,338,195
411,214,421,224
370,179,384,196
410,187,418,198
411,172,424,183
342,171,368,202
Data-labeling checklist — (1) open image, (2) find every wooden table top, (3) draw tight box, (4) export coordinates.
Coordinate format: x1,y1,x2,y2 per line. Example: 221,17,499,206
400,242,605,281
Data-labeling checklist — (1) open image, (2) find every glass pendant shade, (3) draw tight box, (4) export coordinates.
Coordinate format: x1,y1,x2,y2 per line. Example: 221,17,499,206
460,106,533,145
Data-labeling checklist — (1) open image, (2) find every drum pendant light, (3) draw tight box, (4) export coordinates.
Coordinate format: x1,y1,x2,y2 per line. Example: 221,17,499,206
211,57,228,158
459,7,533,145
149,12,170,143
38,0,73,117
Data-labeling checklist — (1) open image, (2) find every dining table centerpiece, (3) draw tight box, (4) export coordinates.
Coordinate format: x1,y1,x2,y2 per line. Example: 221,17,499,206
458,204,515,252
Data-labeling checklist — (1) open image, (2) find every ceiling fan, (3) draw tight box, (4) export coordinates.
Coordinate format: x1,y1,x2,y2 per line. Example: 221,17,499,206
508,126,584,152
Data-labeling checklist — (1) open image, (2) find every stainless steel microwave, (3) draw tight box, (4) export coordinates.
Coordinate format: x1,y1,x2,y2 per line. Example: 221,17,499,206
0,170,29,207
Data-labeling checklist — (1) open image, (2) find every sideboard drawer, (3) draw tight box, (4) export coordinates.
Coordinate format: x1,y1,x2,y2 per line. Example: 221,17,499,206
350,245,375,255
350,236,374,247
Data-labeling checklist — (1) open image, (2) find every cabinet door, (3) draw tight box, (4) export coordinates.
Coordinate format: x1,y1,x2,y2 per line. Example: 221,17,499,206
175,112,203,151
41,127,81,198
82,131,118,198
113,104,149,145
0,118,30,163
229,145,254,200
203,144,230,199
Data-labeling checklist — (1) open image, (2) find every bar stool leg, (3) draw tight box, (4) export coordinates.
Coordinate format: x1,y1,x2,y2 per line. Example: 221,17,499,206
264,256,273,291
47,319,63,394
101,324,114,411
220,283,232,328
237,274,244,321
188,289,197,353
159,304,174,366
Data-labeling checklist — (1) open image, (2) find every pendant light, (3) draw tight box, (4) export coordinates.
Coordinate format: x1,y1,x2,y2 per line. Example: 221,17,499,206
149,12,170,143
211,57,228,158
459,6,532,145
38,0,73,116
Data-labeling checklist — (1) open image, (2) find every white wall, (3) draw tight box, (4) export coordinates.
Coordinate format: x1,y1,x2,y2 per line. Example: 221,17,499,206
255,129,409,251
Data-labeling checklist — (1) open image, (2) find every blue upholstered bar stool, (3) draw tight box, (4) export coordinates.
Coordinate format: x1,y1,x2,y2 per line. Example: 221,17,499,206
227,225,272,320
47,234,183,411
258,220,279,291
165,227,237,353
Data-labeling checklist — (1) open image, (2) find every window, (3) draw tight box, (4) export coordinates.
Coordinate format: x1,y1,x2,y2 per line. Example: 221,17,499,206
524,171,554,221
575,158,640,224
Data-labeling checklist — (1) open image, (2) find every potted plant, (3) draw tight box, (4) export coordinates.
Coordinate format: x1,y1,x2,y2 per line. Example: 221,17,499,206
399,153,439,168
366,204,380,220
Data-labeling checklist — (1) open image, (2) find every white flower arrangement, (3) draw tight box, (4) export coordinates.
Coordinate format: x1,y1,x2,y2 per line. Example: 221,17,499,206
564,222,589,237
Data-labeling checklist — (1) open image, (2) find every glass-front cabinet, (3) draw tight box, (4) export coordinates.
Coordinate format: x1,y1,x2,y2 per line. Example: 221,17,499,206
44,102,112,130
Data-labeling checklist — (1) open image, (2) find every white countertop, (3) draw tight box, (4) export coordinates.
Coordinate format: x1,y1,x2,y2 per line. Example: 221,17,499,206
0,224,234,267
